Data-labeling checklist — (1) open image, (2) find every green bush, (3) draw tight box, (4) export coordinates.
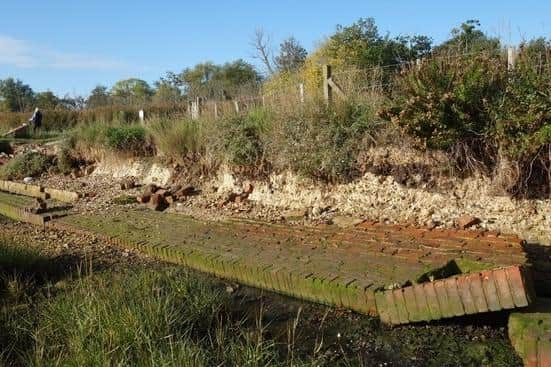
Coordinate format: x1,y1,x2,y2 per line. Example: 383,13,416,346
386,52,505,152
212,108,273,168
492,40,551,196
56,147,77,174
271,100,379,182
105,125,148,152
0,151,52,179
69,123,151,158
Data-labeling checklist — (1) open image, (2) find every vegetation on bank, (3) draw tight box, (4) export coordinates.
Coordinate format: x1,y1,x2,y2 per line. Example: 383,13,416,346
1,19,550,198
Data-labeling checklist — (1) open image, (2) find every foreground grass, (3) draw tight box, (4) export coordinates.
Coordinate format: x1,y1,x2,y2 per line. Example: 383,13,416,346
0,241,286,366
0,234,521,367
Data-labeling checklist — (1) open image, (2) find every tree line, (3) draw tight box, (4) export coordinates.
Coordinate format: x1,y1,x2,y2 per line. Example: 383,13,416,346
0,19,524,113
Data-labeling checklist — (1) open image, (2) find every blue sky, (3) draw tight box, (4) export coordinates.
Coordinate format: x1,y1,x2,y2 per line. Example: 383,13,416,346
1,0,550,97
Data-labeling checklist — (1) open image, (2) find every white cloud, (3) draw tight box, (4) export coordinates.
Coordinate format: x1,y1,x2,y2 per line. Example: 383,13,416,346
0,34,130,70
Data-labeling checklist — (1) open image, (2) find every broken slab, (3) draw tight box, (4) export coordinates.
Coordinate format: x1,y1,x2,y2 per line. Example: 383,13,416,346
509,301,551,367
48,209,531,322
0,180,81,203
376,265,535,325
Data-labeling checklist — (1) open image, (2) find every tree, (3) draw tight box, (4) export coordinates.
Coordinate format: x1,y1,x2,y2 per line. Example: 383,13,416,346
35,91,60,110
110,78,153,105
87,85,111,108
275,37,307,72
179,62,220,99
0,78,35,112
251,28,275,75
60,94,86,110
178,60,261,99
325,17,432,70
437,20,500,53
153,79,182,105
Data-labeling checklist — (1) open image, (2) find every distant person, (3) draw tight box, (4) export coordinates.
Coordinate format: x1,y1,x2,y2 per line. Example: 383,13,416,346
28,108,42,133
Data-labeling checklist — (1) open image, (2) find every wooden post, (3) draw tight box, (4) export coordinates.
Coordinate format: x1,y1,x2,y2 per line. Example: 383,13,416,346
416,58,421,71
299,83,305,103
508,46,516,71
213,102,218,119
323,64,332,104
138,109,145,124
234,100,240,113
262,95,266,107
191,97,201,120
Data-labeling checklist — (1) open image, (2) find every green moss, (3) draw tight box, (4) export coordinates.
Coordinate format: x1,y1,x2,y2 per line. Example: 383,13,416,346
416,258,495,283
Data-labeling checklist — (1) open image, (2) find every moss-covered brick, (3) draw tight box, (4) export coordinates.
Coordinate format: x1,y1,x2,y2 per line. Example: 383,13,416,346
423,282,442,321
509,311,551,367
507,266,533,308
493,268,515,310
481,270,501,312
465,272,489,313
393,289,410,324
443,278,464,317
456,275,478,315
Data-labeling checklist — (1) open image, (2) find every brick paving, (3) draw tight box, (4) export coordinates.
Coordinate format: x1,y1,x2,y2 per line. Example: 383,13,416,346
52,207,531,319
0,187,536,324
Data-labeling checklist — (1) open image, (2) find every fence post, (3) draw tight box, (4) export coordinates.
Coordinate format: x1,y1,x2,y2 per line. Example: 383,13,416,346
234,100,240,113
299,83,305,103
138,109,145,124
508,46,517,71
416,58,421,71
323,64,332,104
191,97,202,120
213,102,218,119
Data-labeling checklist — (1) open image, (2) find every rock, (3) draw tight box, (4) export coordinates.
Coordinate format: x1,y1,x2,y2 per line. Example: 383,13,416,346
425,219,438,230
83,165,95,176
457,215,480,229
120,178,136,190
148,193,167,211
242,182,254,195
23,177,33,184
143,183,158,196
219,192,239,207
311,205,322,217
175,185,196,198
137,194,151,204
332,215,364,228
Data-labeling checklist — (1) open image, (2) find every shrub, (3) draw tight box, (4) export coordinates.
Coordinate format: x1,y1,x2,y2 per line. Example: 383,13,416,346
211,108,273,169
270,100,381,182
56,147,77,174
70,123,151,159
0,151,52,179
105,125,148,153
384,51,506,171
492,40,551,197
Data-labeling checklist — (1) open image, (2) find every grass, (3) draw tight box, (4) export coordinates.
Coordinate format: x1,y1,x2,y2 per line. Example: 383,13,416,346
147,117,204,161
0,151,53,180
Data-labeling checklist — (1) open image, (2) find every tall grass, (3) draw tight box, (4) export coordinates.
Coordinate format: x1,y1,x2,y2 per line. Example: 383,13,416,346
0,262,285,366
147,118,205,161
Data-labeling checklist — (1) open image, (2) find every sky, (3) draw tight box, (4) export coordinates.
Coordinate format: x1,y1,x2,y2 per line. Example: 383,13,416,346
1,0,550,97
